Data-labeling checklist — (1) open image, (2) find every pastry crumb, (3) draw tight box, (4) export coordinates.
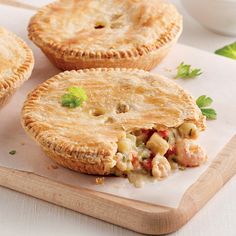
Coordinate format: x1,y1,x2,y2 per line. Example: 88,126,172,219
95,177,105,185
164,67,172,72
178,165,186,171
51,164,58,169
47,164,59,170
20,141,25,146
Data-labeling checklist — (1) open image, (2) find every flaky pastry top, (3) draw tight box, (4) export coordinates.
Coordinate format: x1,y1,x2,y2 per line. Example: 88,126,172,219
0,27,34,100
0,27,26,81
22,68,205,158
28,0,182,51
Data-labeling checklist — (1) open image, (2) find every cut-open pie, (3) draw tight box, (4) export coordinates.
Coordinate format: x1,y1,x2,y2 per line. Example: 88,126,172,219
21,68,207,187
0,27,34,108
28,0,182,71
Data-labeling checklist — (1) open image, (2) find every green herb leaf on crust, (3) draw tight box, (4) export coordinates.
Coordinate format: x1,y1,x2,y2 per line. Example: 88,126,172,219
61,87,87,108
68,86,88,102
61,94,82,108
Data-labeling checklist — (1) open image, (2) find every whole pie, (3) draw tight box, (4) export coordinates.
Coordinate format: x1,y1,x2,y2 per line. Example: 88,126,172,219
28,0,182,71
21,68,207,187
0,27,34,108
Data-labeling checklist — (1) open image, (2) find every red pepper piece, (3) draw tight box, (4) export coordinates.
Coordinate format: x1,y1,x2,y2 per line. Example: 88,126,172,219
142,159,152,171
131,153,140,169
141,129,155,139
158,130,169,139
165,147,177,158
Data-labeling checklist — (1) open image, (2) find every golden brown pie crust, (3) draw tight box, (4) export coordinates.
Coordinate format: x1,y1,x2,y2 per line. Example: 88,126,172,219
21,68,205,175
28,0,182,71
0,27,34,108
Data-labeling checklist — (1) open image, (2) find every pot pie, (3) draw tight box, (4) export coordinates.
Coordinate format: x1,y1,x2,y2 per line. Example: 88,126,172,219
28,0,182,71
0,27,34,108
21,68,207,187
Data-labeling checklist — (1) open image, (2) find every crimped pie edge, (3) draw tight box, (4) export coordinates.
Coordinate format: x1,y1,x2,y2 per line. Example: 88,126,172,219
28,1,182,60
0,28,34,107
21,68,205,175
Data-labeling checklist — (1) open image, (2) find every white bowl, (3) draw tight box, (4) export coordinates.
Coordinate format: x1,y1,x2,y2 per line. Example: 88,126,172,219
181,0,236,36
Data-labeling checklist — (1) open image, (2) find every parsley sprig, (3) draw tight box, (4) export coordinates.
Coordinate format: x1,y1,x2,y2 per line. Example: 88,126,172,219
215,42,236,60
196,95,217,120
175,62,202,79
61,86,87,108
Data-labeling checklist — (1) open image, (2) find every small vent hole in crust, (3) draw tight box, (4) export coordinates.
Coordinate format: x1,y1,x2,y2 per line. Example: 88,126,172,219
116,102,129,114
105,116,116,124
90,108,106,117
94,22,105,29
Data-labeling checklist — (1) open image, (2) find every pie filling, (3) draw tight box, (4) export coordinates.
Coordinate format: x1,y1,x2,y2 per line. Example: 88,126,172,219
112,122,207,187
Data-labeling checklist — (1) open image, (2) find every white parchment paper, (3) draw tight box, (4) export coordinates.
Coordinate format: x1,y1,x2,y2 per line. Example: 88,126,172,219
0,4,236,208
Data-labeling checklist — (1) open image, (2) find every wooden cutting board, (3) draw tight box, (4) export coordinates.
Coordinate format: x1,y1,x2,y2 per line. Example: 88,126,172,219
0,0,236,234
0,135,235,235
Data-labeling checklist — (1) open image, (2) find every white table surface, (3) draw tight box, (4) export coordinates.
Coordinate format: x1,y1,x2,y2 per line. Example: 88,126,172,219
0,1,236,235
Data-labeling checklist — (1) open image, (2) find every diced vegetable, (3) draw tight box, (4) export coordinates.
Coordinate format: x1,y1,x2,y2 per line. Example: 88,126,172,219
131,156,140,169
138,147,151,160
158,130,169,139
178,122,199,139
116,159,127,171
165,147,177,158
126,133,136,144
118,138,133,153
146,133,169,155
142,159,152,172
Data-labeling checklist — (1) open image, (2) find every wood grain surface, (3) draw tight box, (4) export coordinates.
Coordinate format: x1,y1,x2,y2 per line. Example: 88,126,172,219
0,1,235,234
0,135,235,235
